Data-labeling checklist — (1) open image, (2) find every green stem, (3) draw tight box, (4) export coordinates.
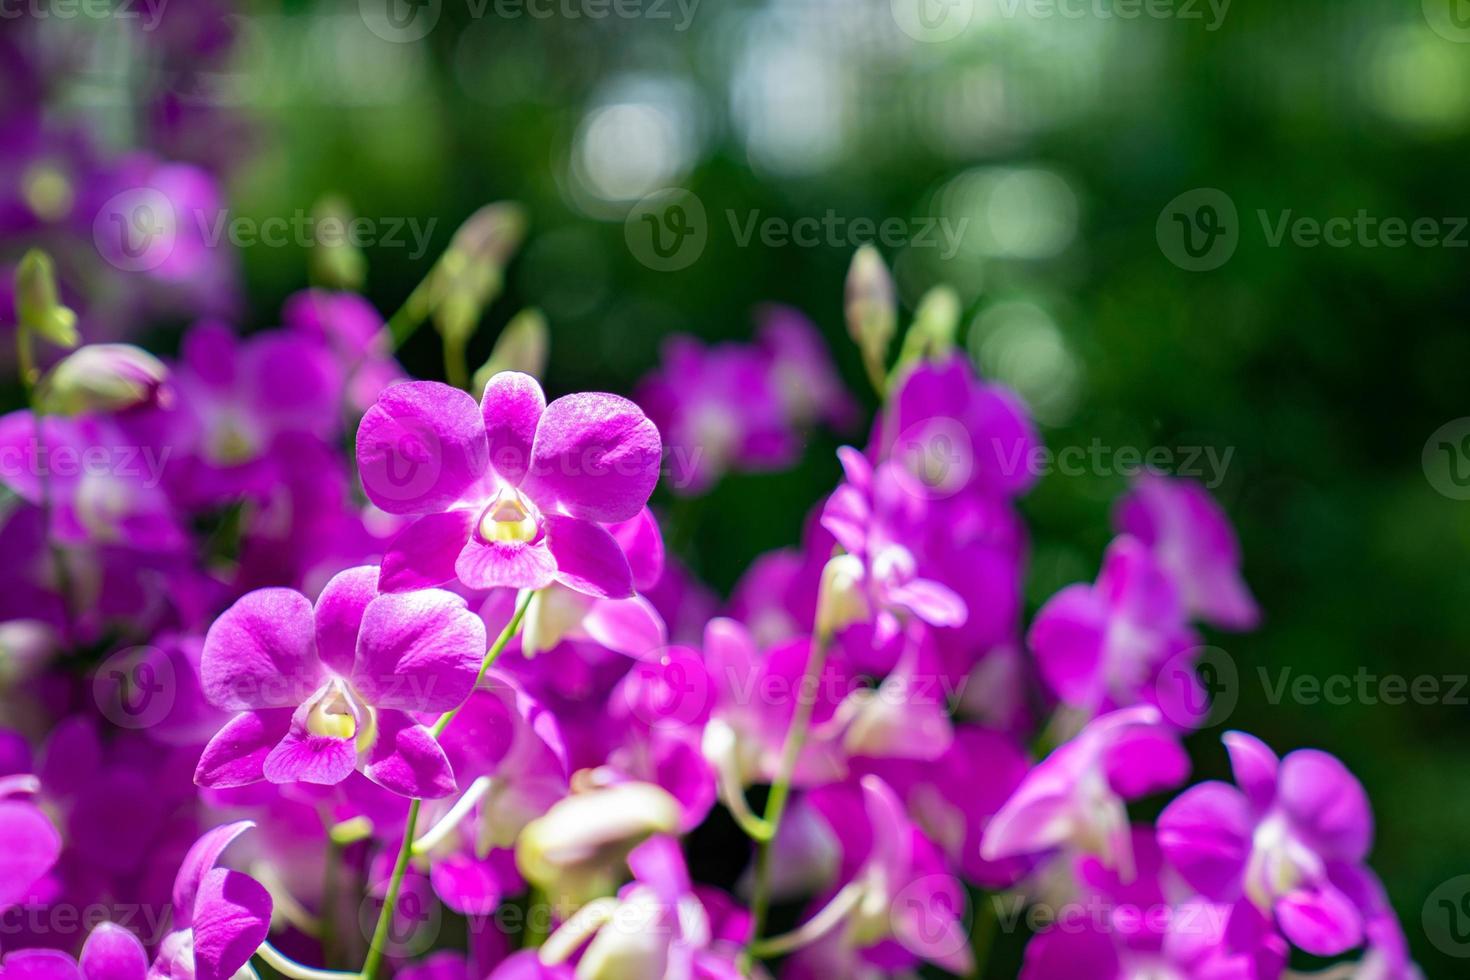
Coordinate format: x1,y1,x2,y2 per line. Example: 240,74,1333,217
443,332,469,392
968,891,996,980
432,588,534,738
384,277,435,351
359,589,534,980
258,941,358,980
744,629,833,970
15,325,75,639
359,798,419,980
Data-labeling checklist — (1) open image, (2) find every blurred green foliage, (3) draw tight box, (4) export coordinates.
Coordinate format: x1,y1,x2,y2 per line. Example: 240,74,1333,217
213,0,1470,971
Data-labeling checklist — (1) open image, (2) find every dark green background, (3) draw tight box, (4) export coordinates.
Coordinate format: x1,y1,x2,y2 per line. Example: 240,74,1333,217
169,0,1470,972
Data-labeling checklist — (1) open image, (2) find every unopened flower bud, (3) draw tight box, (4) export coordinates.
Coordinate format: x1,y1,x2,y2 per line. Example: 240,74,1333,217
473,308,548,392
575,888,675,980
36,344,170,415
15,250,78,349
516,782,680,906
844,245,895,368
816,553,870,638
907,286,961,358
309,196,367,291
433,203,528,347
0,620,59,687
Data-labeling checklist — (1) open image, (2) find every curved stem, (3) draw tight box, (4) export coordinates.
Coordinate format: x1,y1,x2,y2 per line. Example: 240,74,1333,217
256,941,358,980
431,588,534,738
359,799,420,980
412,776,493,857
360,589,534,980
744,629,832,969
748,881,862,959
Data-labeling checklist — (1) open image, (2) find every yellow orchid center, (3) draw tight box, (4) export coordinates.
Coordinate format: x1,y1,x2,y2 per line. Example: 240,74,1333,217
478,489,539,544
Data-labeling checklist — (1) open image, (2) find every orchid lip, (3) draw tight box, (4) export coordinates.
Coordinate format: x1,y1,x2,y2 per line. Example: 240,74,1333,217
305,677,377,753
475,487,541,545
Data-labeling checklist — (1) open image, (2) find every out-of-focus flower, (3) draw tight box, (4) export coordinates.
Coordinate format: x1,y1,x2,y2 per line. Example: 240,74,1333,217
1029,535,1201,722
982,706,1190,878
281,288,403,415
358,373,661,598
1158,731,1375,957
0,773,60,914
195,567,486,799
1114,471,1260,631
36,344,170,416
515,782,681,906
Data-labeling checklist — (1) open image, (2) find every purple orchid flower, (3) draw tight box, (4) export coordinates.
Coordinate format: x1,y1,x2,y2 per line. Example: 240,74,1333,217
538,835,750,980
0,774,60,915
281,289,403,416
1114,471,1260,631
148,821,273,980
786,776,973,979
1157,731,1376,958
0,924,149,980
982,706,1191,879
820,448,968,648
1019,827,1288,980
357,373,661,598
194,566,487,799
1029,534,1204,723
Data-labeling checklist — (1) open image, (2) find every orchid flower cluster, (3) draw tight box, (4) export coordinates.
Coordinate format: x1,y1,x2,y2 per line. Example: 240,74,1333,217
0,187,1423,980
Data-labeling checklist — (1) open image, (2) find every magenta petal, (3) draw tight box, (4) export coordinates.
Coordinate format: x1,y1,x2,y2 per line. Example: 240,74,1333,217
1156,782,1252,901
1020,927,1120,980
0,950,83,980
379,511,476,592
1276,882,1364,957
481,372,545,486
172,820,255,932
313,565,380,676
1276,750,1373,862
1102,724,1191,799
79,923,149,980
819,484,869,555
1029,584,1108,708
456,537,557,592
608,508,664,592
430,855,503,916
523,392,661,524
544,515,634,599
0,802,61,911
202,588,321,710
191,868,273,980
583,596,667,659
195,709,292,790
362,709,457,799
352,591,485,712
357,381,489,515
1222,731,1279,813
886,578,967,628
263,716,357,786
